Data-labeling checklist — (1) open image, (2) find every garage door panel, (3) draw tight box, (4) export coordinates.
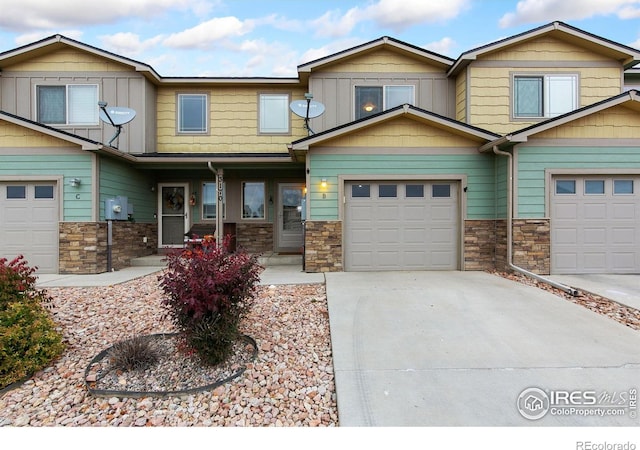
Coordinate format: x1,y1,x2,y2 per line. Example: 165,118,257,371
583,203,606,220
583,228,606,245
612,203,635,219
345,181,458,271
552,176,640,274
32,205,57,222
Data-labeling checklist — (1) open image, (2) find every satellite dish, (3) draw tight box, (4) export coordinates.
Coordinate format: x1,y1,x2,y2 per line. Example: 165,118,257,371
99,106,136,126
98,102,136,149
289,94,325,135
289,100,325,119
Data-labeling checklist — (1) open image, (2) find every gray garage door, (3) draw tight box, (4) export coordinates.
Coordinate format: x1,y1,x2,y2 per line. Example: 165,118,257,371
345,181,459,271
551,176,640,274
0,182,59,273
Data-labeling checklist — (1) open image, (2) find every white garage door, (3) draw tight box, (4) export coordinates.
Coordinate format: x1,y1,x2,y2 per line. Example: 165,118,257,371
551,176,640,274
345,181,459,271
0,182,59,273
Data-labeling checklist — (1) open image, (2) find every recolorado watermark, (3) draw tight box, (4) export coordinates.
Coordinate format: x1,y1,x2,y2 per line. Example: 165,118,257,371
517,386,637,421
576,442,636,450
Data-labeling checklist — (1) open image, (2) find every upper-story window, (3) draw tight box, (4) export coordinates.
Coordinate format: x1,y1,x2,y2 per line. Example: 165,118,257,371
513,74,578,119
37,84,99,125
178,93,208,133
259,93,290,134
355,85,414,120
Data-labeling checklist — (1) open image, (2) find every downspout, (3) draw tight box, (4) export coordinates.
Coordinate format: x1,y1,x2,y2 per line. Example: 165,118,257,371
207,162,223,247
492,146,579,296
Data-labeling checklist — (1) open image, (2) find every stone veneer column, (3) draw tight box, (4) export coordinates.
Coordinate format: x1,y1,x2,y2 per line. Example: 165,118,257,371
463,219,497,271
304,221,342,272
512,218,550,275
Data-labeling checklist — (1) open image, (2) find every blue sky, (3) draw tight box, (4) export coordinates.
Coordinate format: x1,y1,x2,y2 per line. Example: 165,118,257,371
1,0,640,77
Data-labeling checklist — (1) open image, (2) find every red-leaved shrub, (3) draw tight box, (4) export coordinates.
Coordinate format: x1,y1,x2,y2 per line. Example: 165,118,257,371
158,236,263,365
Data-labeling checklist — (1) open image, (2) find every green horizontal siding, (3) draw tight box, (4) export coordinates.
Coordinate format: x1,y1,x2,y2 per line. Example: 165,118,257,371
517,146,640,217
309,152,496,220
0,153,93,221
99,156,156,222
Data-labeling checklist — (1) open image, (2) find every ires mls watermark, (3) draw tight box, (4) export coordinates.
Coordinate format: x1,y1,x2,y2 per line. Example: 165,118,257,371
517,386,637,421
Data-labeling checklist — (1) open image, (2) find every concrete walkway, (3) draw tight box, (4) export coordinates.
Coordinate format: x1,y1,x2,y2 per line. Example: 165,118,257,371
325,271,640,426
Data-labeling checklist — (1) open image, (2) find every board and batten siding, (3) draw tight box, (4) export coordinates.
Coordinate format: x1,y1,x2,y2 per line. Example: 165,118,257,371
1,46,152,153
156,86,308,153
98,156,156,222
516,146,640,217
308,152,495,220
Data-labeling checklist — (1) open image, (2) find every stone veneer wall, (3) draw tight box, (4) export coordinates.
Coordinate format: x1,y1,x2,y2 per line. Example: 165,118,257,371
463,220,496,271
235,223,273,254
304,221,342,273
59,222,157,274
512,218,550,275
494,219,508,272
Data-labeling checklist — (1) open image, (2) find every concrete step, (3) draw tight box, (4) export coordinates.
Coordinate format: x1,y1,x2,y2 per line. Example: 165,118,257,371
130,253,302,267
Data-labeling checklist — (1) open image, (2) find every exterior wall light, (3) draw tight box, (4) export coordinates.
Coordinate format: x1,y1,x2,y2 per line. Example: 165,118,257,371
69,178,81,187
320,178,327,188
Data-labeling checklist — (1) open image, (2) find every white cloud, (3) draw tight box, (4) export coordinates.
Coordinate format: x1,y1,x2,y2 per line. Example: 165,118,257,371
423,37,456,56
99,33,164,58
0,0,213,31
364,0,471,31
299,38,367,65
499,0,640,28
308,0,470,38
163,17,253,49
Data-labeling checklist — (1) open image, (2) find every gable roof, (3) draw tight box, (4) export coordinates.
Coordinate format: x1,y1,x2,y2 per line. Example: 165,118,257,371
289,104,500,157
0,34,163,82
480,89,640,152
449,21,640,76
297,36,454,81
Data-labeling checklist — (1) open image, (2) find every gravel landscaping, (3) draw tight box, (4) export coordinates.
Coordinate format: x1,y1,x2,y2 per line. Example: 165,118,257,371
0,273,338,427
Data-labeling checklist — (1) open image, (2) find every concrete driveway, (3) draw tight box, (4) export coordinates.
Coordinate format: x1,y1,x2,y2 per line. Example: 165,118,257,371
551,274,640,311
325,271,640,426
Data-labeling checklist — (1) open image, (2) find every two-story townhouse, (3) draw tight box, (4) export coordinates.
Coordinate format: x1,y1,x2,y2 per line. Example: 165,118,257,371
2,21,640,276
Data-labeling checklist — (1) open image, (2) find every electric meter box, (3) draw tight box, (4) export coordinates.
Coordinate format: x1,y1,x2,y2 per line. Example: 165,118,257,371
105,196,129,220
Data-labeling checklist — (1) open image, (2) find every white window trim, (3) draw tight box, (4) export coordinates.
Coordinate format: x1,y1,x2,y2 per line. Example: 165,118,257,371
177,93,209,134
512,73,579,120
35,83,100,126
258,93,291,135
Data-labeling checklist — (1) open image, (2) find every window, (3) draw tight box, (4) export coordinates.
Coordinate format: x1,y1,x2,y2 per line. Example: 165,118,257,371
6,186,26,199
556,180,576,194
34,185,54,199
202,182,225,220
37,84,98,125
178,94,207,133
614,180,634,195
513,75,577,118
259,94,289,133
351,184,370,198
379,184,397,198
242,181,265,219
584,180,604,195
406,184,424,198
432,184,451,198
355,85,414,120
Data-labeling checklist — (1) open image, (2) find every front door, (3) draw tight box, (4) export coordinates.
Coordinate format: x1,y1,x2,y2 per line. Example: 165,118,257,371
158,183,189,248
277,183,304,252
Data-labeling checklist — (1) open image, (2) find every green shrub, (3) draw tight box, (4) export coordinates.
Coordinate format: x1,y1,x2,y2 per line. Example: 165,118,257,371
0,255,64,389
158,236,262,365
